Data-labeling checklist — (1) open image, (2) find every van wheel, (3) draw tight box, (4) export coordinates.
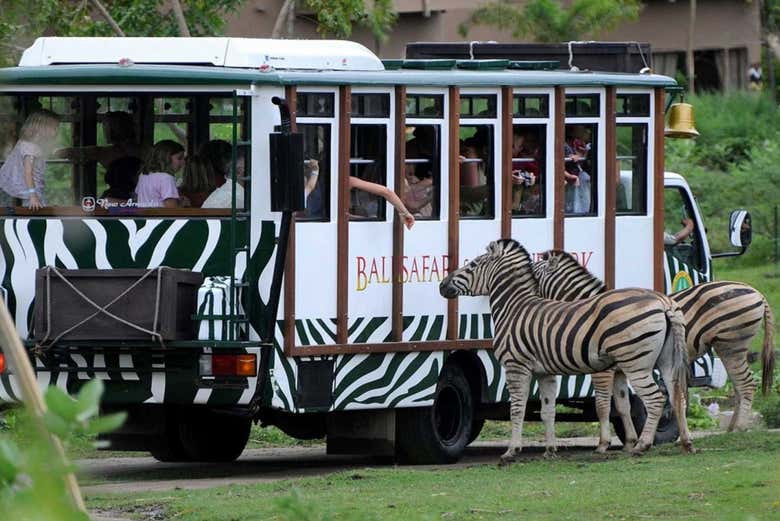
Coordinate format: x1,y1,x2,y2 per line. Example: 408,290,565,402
178,409,252,462
611,393,679,446
396,364,473,464
149,413,188,462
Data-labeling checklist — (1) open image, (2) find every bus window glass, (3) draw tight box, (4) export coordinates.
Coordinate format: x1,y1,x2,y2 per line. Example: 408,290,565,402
664,187,704,270
297,93,334,118
459,124,494,218
512,95,549,118
616,124,647,215
406,94,444,118
403,124,440,219
616,94,650,117
511,124,545,217
565,95,600,117
351,94,390,118
299,123,331,221
208,97,247,142
564,123,597,216
153,96,190,148
460,95,497,118
350,124,387,221
94,96,141,200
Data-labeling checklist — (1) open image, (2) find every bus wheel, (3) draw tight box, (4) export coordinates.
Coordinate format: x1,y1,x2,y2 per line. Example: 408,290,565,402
611,393,679,447
149,413,188,462
396,364,473,464
468,418,485,445
178,409,252,462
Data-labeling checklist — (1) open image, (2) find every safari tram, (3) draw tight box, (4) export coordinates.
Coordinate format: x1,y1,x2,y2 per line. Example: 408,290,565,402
0,37,752,463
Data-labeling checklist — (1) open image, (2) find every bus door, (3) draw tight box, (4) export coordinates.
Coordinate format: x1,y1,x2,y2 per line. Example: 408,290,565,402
401,91,449,342
509,90,555,257
458,90,501,340
563,89,605,281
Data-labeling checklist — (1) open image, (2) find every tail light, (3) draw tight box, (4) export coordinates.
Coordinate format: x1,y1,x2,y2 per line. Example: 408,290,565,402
0,352,5,374
199,353,256,377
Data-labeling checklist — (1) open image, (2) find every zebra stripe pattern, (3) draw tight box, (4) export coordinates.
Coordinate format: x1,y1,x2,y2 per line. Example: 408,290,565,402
440,239,693,461
534,249,776,432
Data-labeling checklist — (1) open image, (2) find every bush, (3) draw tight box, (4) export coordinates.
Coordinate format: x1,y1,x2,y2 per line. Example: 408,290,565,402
756,395,780,428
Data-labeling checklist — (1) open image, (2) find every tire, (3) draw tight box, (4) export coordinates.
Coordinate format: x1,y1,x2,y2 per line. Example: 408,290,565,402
396,364,473,464
149,412,188,462
178,408,252,462
468,418,486,445
611,393,679,446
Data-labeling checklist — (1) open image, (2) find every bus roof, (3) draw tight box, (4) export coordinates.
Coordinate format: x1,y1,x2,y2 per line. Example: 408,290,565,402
0,63,677,89
18,37,385,71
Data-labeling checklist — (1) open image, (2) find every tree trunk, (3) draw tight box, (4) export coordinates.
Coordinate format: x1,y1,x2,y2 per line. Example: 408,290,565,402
170,0,191,37
686,0,696,93
272,0,296,38
90,0,125,37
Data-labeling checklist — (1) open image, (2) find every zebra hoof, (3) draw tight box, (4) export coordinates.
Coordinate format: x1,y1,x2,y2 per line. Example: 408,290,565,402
594,444,609,454
498,455,515,467
681,441,696,454
543,448,558,460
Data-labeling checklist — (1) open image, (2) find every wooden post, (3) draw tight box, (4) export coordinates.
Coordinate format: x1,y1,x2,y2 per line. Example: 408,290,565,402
283,85,297,355
604,87,617,290
392,86,406,342
553,87,565,250
0,301,86,512
447,86,460,340
336,86,351,344
653,88,666,293
501,87,513,239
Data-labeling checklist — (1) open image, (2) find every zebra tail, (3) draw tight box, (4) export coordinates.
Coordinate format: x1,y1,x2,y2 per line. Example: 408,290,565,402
761,297,776,396
667,306,689,408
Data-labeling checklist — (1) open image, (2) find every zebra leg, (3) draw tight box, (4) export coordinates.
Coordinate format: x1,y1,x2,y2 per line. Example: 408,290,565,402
592,370,615,454
622,370,666,454
715,343,757,432
612,371,638,451
500,362,532,465
538,374,558,459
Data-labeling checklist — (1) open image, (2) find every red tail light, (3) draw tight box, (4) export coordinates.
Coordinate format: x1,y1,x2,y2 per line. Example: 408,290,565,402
200,353,257,377
0,352,5,374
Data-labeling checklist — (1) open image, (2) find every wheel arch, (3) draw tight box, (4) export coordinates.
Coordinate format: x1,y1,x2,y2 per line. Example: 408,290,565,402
445,350,488,405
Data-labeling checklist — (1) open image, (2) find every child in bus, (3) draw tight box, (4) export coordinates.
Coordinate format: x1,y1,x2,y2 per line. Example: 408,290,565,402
135,140,184,208
0,109,61,210
101,156,141,204
179,155,216,208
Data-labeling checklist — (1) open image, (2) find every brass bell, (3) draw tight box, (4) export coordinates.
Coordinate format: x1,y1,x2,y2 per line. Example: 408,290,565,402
665,102,700,139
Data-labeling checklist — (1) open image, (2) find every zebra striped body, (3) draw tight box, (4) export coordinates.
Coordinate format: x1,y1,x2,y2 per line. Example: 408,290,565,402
534,249,776,433
440,239,693,460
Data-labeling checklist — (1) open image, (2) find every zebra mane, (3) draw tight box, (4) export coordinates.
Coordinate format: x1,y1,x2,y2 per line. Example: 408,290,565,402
487,239,539,292
535,249,605,300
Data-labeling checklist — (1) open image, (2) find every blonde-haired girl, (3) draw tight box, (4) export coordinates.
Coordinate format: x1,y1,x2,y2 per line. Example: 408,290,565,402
0,109,61,210
135,140,185,208
178,154,216,208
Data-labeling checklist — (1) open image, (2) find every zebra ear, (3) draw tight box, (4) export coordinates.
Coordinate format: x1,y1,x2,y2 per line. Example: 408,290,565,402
486,240,501,257
547,253,561,270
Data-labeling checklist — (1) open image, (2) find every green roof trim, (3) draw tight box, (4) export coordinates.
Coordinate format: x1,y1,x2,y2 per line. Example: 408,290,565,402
509,60,559,71
382,59,404,70
400,59,456,70
0,64,678,90
456,59,509,70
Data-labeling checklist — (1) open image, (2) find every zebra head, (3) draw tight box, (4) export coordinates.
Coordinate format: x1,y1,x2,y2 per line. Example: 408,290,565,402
440,239,535,299
533,249,606,301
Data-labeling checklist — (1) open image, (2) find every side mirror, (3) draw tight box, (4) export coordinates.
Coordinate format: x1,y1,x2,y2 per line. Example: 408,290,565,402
729,209,752,249
269,132,305,212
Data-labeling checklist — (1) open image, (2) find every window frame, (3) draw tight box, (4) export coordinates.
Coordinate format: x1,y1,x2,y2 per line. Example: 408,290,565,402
563,89,603,218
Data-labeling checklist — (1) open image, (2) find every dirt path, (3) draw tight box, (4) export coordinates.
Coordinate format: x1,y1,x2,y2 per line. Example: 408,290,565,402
80,436,617,496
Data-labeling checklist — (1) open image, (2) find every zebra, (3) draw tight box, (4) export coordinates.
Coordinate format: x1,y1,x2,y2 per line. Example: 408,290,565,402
439,239,694,462
534,249,776,441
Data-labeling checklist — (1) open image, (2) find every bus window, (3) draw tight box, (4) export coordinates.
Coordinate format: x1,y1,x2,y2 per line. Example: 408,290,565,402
403,124,440,219
153,96,190,148
406,94,444,118
664,187,704,270
511,124,545,217
459,124,494,218
350,124,387,221
298,123,331,221
616,124,648,214
564,123,597,216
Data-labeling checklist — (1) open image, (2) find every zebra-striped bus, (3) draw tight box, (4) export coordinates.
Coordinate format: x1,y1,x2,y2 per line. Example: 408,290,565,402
0,37,750,463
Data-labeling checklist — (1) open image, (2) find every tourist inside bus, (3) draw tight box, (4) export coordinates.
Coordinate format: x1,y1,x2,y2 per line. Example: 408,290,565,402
403,125,435,218
0,109,61,210
564,125,592,214
135,139,184,208
198,139,232,189
459,126,492,216
202,153,246,209
349,175,415,229
179,155,216,208
55,111,143,169
511,128,541,215
100,156,141,204
664,217,695,245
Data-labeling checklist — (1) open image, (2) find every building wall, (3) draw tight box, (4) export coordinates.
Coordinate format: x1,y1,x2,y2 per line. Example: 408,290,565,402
225,0,761,68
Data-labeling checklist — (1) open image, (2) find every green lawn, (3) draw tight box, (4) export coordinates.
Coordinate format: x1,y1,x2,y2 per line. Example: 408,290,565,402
86,431,780,521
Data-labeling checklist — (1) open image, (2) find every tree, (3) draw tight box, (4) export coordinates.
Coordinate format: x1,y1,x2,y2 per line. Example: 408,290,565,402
458,0,642,43
0,0,244,66
272,0,397,44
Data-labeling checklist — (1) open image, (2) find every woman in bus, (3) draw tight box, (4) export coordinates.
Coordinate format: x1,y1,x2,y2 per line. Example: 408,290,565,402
56,111,143,169
135,140,184,208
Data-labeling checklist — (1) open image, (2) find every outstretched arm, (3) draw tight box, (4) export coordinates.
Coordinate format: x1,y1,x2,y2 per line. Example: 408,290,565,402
348,176,414,229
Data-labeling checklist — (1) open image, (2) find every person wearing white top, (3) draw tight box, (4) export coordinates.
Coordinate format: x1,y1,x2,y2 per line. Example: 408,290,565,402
202,156,245,208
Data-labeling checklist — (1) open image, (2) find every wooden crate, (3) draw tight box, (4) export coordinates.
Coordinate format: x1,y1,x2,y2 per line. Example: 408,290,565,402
34,268,204,341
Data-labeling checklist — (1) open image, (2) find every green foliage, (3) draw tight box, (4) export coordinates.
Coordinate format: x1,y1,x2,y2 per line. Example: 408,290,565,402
304,0,398,42
0,0,244,67
757,394,780,428
686,394,718,430
459,0,641,43
0,380,125,520
666,92,780,266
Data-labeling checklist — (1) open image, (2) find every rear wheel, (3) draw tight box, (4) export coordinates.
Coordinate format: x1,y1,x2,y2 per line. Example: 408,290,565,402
178,408,252,462
611,393,679,446
396,364,473,464
468,418,486,445
149,413,188,462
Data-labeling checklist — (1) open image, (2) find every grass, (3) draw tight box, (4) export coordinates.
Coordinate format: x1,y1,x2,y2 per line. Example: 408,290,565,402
85,430,780,521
